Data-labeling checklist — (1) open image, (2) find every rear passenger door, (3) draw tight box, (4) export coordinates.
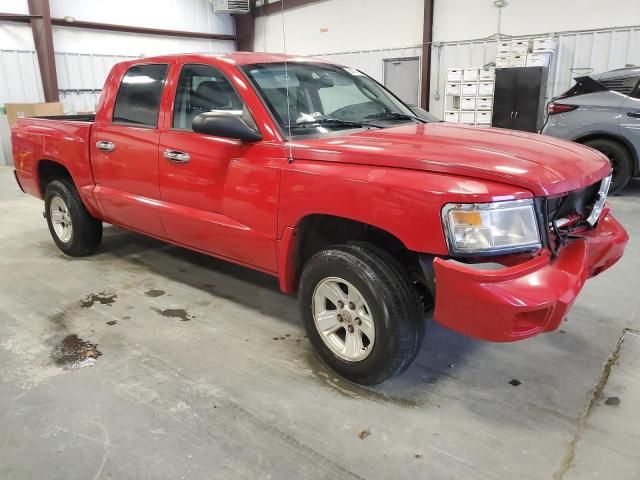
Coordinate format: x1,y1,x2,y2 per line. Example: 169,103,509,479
91,63,169,237
158,62,281,272
620,78,640,163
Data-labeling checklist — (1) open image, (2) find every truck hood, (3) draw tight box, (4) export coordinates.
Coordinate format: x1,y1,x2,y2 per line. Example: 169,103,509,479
291,123,611,196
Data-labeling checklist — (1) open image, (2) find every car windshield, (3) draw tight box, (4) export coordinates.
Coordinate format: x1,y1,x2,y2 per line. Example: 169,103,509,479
241,62,423,137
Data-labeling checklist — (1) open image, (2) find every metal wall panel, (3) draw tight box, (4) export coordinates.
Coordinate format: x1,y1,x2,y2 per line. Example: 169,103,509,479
429,26,640,118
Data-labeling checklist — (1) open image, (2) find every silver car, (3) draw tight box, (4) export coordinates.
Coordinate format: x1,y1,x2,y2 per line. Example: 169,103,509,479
542,67,640,193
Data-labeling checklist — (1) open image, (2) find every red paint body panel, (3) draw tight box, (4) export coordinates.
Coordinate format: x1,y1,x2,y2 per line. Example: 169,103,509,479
10,52,629,344
433,211,628,341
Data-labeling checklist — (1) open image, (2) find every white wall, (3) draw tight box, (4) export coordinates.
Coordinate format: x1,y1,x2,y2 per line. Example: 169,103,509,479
434,0,640,42
254,0,424,55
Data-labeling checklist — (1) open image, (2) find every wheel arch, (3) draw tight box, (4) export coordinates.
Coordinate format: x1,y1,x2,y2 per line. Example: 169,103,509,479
573,131,639,176
277,213,420,295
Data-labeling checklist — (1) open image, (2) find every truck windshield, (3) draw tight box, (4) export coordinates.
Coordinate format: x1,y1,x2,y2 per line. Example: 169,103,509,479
241,62,422,137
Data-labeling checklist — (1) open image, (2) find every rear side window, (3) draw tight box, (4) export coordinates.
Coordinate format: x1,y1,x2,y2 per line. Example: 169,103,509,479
559,76,606,99
600,76,640,96
112,64,168,127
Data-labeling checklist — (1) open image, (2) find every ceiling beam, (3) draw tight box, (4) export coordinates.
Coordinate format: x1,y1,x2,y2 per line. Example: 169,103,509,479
27,0,59,102
420,0,434,110
255,0,327,16
50,18,236,41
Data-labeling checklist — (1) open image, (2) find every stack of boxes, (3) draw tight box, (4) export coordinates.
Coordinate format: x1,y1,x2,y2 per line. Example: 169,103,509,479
444,67,495,125
495,37,556,68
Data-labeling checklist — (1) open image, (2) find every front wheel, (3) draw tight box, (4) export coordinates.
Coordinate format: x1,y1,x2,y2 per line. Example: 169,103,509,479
299,243,424,385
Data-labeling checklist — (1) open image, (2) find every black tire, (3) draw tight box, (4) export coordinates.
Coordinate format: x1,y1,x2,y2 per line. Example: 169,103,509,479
584,138,632,194
44,179,102,256
299,242,424,385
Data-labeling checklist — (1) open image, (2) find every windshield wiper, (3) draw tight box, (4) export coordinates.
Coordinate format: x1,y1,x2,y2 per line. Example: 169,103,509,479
287,118,380,130
364,112,426,123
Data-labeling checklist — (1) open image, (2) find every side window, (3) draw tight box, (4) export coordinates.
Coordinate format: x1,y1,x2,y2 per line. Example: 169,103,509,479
112,64,168,127
173,63,256,131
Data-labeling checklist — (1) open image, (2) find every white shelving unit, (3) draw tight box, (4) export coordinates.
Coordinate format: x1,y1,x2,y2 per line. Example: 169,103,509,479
444,67,494,126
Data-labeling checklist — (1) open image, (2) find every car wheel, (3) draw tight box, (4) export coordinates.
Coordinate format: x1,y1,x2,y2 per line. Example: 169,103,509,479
45,179,103,256
299,242,424,385
584,138,632,194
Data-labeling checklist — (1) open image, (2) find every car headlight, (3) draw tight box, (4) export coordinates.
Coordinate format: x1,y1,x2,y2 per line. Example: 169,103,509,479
442,199,541,255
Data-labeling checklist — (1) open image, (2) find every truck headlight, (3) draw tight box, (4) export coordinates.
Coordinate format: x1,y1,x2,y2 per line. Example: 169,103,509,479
442,199,541,255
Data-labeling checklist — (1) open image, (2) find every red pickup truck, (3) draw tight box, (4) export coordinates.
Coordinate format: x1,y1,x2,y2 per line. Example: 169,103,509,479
12,53,628,385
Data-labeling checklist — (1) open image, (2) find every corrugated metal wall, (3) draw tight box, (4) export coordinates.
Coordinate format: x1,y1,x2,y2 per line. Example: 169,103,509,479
430,25,640,117
312,25,640,120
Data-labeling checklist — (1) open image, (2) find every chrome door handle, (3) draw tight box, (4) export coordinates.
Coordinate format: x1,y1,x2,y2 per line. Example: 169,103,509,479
514,111,519,119
163,149,190,163
510,111,514,119
96,140,115,152
627,112,640,118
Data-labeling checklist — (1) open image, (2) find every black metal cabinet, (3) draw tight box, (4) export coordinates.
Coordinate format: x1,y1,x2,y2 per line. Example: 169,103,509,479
492,67,548,132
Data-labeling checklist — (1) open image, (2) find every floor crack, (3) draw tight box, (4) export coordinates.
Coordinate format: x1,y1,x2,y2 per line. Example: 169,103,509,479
552,328,638,480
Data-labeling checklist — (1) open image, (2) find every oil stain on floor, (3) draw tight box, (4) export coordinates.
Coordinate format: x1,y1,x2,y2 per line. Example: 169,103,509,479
144,289,166,298
153,307,193,321
81,292,117,308
51,334,102,369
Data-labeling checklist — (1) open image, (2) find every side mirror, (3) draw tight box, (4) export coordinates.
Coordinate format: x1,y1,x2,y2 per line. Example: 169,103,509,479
192,112,262,142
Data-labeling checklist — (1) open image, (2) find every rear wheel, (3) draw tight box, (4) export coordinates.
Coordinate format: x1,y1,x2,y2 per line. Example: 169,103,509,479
584,138,632,194
45,179,102,256
299,242,424,385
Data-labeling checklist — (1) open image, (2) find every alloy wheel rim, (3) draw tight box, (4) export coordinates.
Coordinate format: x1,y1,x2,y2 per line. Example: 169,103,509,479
312,277,375,362
50,195,73,243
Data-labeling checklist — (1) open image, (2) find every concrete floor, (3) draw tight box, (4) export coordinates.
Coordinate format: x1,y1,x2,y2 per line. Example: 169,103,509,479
1,165,639,480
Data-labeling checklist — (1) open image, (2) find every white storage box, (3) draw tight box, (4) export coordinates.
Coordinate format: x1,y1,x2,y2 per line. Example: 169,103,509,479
510,40,530,54
447,69,462,82
510,54,526,67
446,83,461,96
460,111,475,124
497,41,511,54
495,55,511,68
461,83,478,95
476,97,493,110
463,68,479,81
476,111,492,125
460,97,477,110
478,82,494,96
444,111,459,123
479,68,495,81
533,37,556,52
526,52,551,67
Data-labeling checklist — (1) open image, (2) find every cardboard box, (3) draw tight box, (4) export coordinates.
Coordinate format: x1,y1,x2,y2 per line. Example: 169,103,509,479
479,68,495,81
476,111,492,125
476,97,493,110
463,68,479,82
444,111,459,123
446,83,462,96
533,37,556,52
509,54,527,67
478,82,495,96
460,111,475,124
510,40,530,54
526,52,551,67
497,41,511,54
495,55,511,68
462,83,478,95
461,97,477,110
447,69,462,82
5,102,64,128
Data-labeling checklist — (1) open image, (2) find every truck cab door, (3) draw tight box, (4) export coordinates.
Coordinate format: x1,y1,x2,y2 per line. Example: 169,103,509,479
91,63,170,238
158,62,282,272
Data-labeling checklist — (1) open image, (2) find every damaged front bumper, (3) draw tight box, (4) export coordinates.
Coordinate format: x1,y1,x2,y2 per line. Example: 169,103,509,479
425,210,628,342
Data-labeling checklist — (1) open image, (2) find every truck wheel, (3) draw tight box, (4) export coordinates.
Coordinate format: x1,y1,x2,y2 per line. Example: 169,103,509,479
44,179,102,256
584,138,631,194
299,242,424,385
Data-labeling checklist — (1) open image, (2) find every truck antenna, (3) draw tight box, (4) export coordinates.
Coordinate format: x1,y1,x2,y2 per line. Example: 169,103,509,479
281,0,294,163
